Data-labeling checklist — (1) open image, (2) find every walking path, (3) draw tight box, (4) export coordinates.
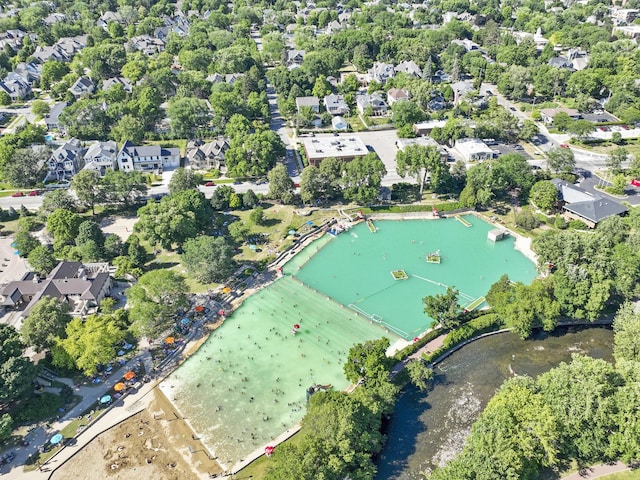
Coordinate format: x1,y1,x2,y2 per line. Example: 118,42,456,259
561,462,630,480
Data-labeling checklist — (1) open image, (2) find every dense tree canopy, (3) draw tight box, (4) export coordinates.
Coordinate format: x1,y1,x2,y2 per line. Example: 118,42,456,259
181,236,235,283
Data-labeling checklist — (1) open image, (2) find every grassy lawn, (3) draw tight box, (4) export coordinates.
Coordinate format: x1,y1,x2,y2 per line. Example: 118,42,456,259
600,470,640,479
237,430,303,479
367,116,393,127
348,115,366,132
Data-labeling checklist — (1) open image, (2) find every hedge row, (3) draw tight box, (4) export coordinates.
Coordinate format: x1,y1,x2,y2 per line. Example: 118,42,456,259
423,313,504,363
392,327,444,361
360,201,463,214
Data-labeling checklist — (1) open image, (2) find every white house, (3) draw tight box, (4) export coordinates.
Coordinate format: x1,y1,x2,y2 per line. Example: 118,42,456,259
368,62,395,84
83,141,118,177
117,140,180,173
324,94,350,115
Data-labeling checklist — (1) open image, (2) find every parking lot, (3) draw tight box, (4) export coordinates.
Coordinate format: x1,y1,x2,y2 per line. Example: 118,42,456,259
491,143,533,161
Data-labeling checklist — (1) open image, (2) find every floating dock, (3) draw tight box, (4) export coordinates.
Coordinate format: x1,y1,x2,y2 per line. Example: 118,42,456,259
456,215,472,227
488,229,508,242
464,296,486,312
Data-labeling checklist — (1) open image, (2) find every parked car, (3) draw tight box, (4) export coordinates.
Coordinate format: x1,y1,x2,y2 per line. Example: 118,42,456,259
28,190,40,196
560,143,569,148
11,191,24,197
204,181,215,187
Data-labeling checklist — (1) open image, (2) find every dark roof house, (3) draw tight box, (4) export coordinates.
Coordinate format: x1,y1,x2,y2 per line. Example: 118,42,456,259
551,179,628,227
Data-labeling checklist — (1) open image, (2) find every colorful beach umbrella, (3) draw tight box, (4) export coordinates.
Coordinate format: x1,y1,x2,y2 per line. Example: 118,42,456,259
123,371,135,381
165,336,175,344
180,318,190,325
265,445,274,457
100,395,112,404
114,382,126,392
413,337,420,342
50,433,63,445
194,305,204,313
222,287,231,294
218,309,225,316
293,324,300,329
288,230,296,235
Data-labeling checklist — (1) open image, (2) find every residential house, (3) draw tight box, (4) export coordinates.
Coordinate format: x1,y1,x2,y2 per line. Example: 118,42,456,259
387,88,411,105
326,20,343,33
356,92,388,115
512,28,550,50
567,48,589,71
32,44,71,63
45,102,67,132
451,38,480,52
548,56,574,70
612,8,639,25
295,96,320,113
551,179,628,228
428,95,447,111
323,94,350,115
451,80,475,104
1,261,113,318
83,141,118,177
102,76,133,93
413,119,447,136
0,29,26,51
43,13,66,25
454,138,496,162
56,35,88,57
286,49,305,68
368,62,395,84
117,140,180,173
539,107,580,124
69,77,95,98
613,25,640,39
96,11,124,30
13,62,41,86
0,75,30,100
46,138,86,182
394,60,422,78
129,35,165,56
431,70,450,83
185,138,230,172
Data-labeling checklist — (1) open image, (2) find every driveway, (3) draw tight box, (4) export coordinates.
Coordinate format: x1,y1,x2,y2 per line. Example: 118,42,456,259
579,175,640,206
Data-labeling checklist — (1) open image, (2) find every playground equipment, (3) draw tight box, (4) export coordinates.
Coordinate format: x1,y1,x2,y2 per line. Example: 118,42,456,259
426,250,441,263
456,215,472,227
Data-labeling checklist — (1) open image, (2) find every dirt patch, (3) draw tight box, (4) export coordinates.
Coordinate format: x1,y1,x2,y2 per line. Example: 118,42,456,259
51,389,223,480
100,217,137,242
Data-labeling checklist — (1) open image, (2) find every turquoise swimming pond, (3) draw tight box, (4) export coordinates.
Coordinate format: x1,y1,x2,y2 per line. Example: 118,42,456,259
161,215,537,468
287,215,537,339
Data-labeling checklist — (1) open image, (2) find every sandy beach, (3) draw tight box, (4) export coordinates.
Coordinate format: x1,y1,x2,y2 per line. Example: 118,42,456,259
50,388,223,480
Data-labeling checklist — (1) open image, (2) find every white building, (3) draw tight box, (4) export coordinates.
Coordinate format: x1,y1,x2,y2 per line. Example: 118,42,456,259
302,136,369,167
83,141,118,177
117,140,180,173
454,138,496,162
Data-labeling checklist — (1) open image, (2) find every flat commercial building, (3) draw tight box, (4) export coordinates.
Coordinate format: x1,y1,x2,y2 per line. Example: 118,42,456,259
454,138,496,162
302,136,369,167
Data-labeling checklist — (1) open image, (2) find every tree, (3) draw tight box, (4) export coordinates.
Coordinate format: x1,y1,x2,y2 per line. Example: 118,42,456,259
56,312,127,376
607,147,628,175
40,189,76,215
0,324,37,402
211,185,236,210
502,278,560,339
76,221,105,251
0,414,13,442
3,147,49,188
242,189,259,208
58,99,110,140
567,119,594,138
167,96,211,138
102,170,147,207
423,287,461,329
168,167,203,195
342,154,386,205
546,147,575,174
391,100,426,128
31,100,50,116
126,270,189,338
181,236,235,283
47,208,83,250
27,245,56,276
110,114,146,144
0,91,10,106
300,165,325,204
228,221,250,243
13,230,40,258
518,120,539,141
344,337,393,384
396,145,443,194
268,164,295,204
613,302,640,363
71,170,103,215
529,180,558,212
40,60,69,89
103,234,123,260
249,207,265,225
21,296,72,352
406,359,434,391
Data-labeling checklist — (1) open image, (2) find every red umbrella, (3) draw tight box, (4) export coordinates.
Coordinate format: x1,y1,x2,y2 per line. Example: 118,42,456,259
265,446,274,457
195,305,204,313
293,324,300,329
123,371,135,381
218,310,225,316
413,337,420,342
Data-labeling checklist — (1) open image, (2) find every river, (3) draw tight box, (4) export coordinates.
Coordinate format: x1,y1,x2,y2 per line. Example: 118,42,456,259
376,326,614,479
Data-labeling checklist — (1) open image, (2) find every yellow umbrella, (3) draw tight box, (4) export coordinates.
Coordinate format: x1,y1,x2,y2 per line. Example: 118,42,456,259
114,382,126,392
165,336,175,344
222,287,231,294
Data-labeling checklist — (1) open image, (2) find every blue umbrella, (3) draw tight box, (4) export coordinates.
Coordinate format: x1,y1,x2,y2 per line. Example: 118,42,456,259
306,221,313,225
50,433,63,445
288,230,296,235
249,244,257,250
100,395,112,404
180,318,190,325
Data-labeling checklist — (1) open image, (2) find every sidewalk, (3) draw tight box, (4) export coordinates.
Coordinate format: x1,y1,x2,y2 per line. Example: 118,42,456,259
561,462,629,480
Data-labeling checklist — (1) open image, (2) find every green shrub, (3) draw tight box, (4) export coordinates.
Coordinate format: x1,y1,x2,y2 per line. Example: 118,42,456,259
392,328,444,361
14,393,65,424
568,219,588,229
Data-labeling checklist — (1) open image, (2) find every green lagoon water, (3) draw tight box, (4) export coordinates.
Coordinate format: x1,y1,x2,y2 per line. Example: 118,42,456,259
161,216,536,469
289,215,537,339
